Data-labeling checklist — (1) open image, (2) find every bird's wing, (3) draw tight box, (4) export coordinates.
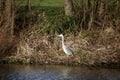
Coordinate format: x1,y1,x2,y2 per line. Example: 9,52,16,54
64,45,74,55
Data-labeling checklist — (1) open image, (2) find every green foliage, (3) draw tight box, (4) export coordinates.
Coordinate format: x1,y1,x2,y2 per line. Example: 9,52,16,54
14,0,120,35
33,6,62,16
40,15,80,34
14,0,79,35
14,0,64,35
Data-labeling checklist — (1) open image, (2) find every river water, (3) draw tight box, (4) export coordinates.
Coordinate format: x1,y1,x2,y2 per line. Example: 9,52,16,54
0,64,120,80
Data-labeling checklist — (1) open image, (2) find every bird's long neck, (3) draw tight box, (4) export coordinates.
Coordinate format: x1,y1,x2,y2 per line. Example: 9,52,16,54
61,36,65,47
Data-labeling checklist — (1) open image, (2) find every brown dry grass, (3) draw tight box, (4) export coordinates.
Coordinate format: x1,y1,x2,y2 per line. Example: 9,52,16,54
1,26,120,67
0,13,120,67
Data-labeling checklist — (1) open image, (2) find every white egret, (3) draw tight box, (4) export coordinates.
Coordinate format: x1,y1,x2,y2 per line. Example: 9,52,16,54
58,34,74,57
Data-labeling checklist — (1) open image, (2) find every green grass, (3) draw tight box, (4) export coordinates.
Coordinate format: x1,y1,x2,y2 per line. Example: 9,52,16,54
15,0,80,35
33,0,64,7
15,0,65,35
15,0,64,7
15,0,64,16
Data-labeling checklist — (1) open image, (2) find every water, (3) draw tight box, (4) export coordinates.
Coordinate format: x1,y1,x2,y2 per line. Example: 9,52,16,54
0,64,120,80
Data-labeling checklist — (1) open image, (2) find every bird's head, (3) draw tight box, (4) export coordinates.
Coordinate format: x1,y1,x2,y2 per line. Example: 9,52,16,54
57,34,64,37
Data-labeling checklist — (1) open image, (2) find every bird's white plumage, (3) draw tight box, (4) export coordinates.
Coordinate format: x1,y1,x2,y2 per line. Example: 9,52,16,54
58,34,74,56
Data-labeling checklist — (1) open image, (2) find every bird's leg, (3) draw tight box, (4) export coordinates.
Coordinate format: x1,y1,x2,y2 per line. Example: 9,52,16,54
67,55,69,65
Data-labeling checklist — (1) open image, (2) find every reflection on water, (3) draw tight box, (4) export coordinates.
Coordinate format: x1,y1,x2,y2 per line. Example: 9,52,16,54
0,64,120,80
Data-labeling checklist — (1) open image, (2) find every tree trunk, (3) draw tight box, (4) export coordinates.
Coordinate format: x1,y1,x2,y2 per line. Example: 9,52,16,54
0,0,14,36
0,0,11,26
11,0,14,36
64,0,74,16
27,0,31,12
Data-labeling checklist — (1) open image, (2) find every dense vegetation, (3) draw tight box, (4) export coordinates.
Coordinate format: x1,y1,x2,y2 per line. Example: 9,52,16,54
13,0,120,34
0,0,120,67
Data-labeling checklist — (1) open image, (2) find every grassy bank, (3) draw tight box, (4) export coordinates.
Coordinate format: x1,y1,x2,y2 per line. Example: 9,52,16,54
0,27,120,68
0,0,120,68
